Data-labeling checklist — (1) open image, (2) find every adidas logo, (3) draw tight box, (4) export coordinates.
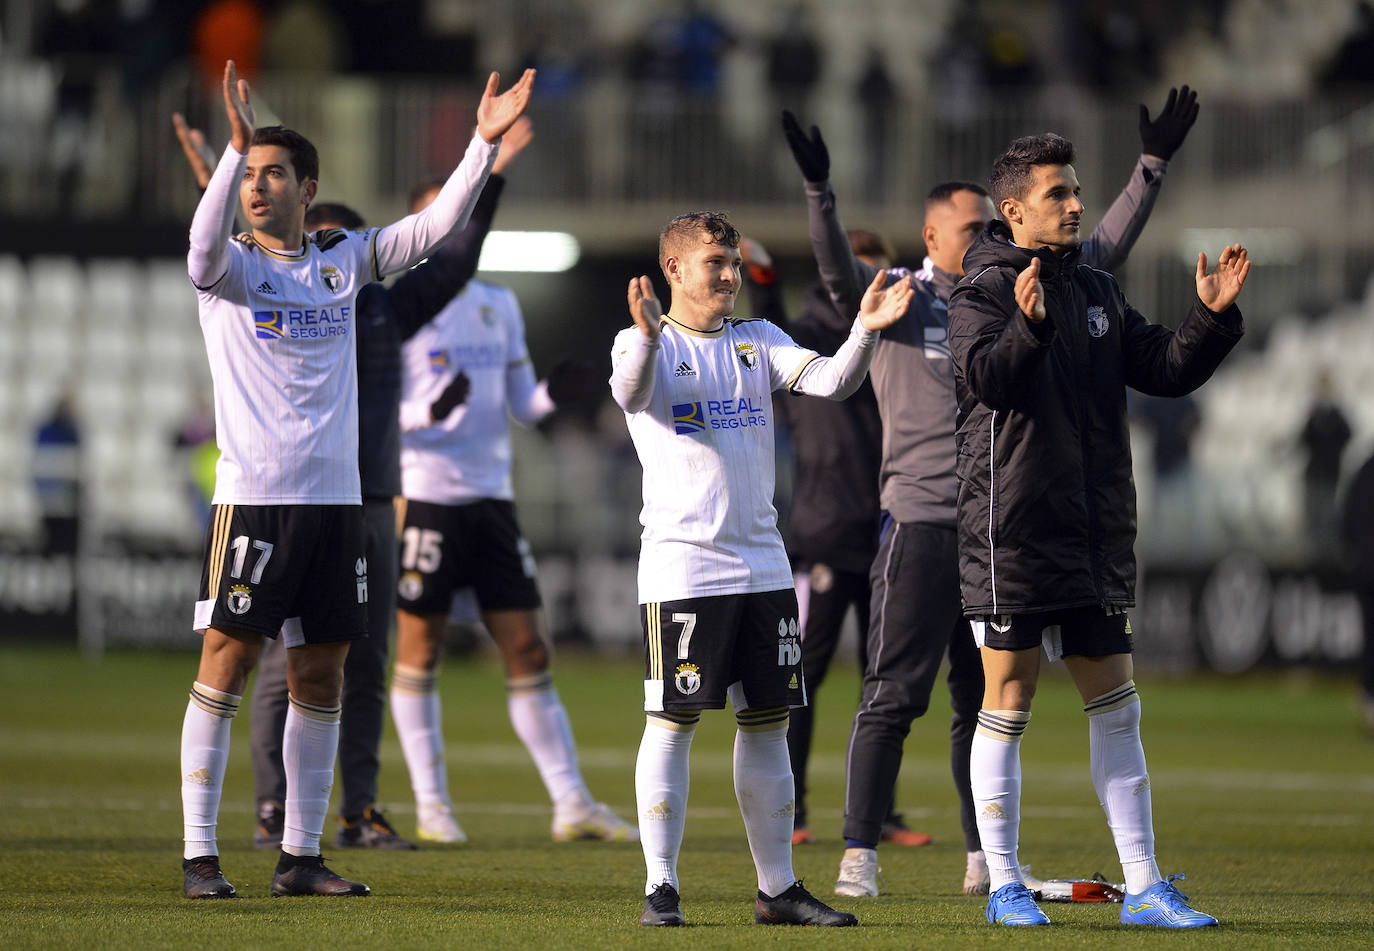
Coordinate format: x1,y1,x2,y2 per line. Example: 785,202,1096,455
980,802,1008,820
673,361,696,377
788,673,799,689
184,767,214,786
770,799,795,820
256,280,278,295
643,800,676,821
1132,778,1151,796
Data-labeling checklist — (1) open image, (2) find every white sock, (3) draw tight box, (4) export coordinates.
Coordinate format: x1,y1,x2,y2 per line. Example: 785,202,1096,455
970,709,1030,891
507,673,591,809
181,682,239,860
391,664,450,808
635,715,695,895
1085,682,1161,894
281,696,341,857
733,711,797,897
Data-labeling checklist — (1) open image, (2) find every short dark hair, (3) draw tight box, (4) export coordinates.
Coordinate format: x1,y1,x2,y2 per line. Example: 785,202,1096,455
926,181,989,208
408,176,447,212
988,133,1075,208
305,202,365,231
250,126,319,183
658,211,740,280
846,228,895,263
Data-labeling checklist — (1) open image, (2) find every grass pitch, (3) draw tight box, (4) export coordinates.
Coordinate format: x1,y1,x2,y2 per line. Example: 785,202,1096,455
1,643,1372,949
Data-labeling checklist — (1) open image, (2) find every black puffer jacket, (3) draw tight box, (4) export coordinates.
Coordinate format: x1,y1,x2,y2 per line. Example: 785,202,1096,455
948,221,1243,615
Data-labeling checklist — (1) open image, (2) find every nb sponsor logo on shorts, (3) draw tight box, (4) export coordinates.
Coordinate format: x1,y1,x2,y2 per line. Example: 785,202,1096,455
776,616,800,666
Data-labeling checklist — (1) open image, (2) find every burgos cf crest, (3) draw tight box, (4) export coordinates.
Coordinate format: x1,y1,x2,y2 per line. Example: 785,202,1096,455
1086,305,1109,338
227,584,253,615
734,342,760,371
320,264,343,293
674,663,702,696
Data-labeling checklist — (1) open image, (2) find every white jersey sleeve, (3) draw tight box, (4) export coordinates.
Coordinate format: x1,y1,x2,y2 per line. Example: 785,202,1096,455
372,133,497,279
502,295,555,425
399,280,528,503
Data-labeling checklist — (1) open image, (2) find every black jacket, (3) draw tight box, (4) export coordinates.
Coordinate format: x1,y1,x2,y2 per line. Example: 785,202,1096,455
948,221,1244,615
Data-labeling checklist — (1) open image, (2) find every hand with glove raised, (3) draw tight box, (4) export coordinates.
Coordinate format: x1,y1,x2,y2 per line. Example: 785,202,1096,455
1138,85,1199,161
781,109,830,184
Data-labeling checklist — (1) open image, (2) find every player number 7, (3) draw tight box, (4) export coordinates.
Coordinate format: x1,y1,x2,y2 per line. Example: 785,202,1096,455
671,613,697,660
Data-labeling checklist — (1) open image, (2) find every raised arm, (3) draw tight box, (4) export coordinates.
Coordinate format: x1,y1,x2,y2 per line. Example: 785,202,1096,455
187,61,255,290
610,277,663,413
173,113,217,190
1082,86,1198,272
782,111,885,317
373,70,535,278
792,272,911,399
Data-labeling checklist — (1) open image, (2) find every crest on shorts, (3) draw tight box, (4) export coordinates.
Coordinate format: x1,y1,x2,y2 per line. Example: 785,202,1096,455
674,663,701,696
1086,305,1108,338
398,571,423,603
990,614,1013,633
320,264,343,293
227,584,253,615
734,343,760,371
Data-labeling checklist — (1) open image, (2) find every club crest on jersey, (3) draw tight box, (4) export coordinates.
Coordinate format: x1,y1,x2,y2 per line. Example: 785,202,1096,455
673,663,701,696
254,310,285,339
429,349,450,372
1087,305,1109,338
480,305,496,326
672,401,706,434
226,584,253,615
734,343,760,371
320,264,343,293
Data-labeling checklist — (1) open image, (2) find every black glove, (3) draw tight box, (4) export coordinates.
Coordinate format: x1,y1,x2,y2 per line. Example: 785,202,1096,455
1138,85,1199,160
545,359,600,406
430,369,470,422
781,109,830,183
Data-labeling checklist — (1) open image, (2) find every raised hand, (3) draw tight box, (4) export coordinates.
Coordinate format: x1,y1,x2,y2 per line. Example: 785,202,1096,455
476,69,536,144
781,110,830,183
173,113,216,189
1138,85,1199,160
430,369,471,422
491,116,534,175
627,275,663,340
1195,244,1251,312
857,271,913,332
222,60,255,154
1015,258,1045,322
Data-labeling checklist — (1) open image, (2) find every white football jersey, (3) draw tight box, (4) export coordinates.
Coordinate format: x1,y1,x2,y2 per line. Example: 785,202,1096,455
400,280,532,503
612,316,819,602
196,229,377,505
